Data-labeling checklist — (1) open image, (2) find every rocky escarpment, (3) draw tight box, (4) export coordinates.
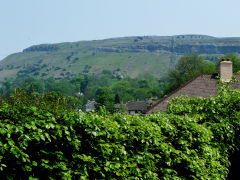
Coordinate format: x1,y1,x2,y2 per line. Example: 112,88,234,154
1,34,240,82
22,35,240,55
94,44,240,54
23,45,59,52
93,35,240,54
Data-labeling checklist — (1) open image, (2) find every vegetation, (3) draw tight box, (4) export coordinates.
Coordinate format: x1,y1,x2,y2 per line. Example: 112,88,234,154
1,33,240,178
2,53,240,112
1,52,240,178
1,72,163,106
0,80,239,179
163,53,240,94
1,35,240,83
95,87,116,113
215,53,240,73
163,54,216,94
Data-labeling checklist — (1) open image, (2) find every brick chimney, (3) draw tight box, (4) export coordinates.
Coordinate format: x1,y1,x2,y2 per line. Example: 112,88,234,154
219,59,232,82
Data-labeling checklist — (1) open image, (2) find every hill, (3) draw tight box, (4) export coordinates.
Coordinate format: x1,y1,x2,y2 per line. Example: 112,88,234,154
1,34,240,82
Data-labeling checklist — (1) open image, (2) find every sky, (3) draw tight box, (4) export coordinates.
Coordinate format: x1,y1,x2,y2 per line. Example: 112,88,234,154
1,0,240,60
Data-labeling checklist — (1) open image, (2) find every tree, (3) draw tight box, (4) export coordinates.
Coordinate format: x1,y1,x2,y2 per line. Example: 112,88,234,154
215,53,240,73
80,75,89,93
95,87,116,113
111,81,134,102
137,79,150,88
114,94,120,104
164,54,215,94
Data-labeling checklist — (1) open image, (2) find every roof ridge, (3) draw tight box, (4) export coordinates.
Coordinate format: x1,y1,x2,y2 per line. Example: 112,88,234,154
145,73,215,114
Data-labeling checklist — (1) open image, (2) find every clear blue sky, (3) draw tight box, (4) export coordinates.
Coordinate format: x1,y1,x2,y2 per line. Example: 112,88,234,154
1,0,240,60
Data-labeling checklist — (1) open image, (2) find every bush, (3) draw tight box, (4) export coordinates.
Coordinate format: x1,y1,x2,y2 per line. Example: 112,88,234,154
0,83,240,179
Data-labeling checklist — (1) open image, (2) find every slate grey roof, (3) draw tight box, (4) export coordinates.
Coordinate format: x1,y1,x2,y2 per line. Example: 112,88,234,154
82,100,97,112
126,101,148,112
146,74,240,113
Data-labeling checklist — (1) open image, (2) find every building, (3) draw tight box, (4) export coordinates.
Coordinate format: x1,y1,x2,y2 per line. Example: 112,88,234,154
125,97,160,114
82,100,97,112
146,59,240,114
125,100,149,114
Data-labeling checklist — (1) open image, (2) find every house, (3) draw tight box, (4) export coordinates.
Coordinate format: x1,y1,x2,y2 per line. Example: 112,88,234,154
125,100,149,114
146,59,240,114
82,100,97,112
125,97,160,114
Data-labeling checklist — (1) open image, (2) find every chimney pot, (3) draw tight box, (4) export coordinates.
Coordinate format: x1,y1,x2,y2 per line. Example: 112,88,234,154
219,60,232,82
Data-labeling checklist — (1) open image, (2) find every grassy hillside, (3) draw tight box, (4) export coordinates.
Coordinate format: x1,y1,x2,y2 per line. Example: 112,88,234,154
1,35,240,82
0,51,174,81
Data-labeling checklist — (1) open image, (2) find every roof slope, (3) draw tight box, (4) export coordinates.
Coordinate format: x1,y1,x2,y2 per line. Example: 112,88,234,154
146,74,240,114
126,101,148,112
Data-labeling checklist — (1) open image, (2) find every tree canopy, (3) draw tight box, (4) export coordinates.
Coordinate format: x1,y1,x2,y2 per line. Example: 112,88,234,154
1,83,240,179
215,53,240,73
164,54,215,94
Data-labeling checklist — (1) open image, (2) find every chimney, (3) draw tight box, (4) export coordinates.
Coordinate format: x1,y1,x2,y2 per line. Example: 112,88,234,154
219,59,232,82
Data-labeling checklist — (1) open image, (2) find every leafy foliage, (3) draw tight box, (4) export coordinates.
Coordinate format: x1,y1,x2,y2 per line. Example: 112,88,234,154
0,82,240,179
215,53,240,73
164,54,215,94
167,80,240,178
1,72,163,106
95,87,116,113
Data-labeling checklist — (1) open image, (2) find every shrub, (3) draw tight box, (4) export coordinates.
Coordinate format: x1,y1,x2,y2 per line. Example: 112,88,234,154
0,83,240,179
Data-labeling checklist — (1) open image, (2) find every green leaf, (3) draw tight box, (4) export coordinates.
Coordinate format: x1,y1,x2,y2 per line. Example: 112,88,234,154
40,134,45,141
92,131,97,136
8,140,14,146
23,139,28,146
32,161,38,166
45,133,51,142
25,124,32,129
66,136,71,141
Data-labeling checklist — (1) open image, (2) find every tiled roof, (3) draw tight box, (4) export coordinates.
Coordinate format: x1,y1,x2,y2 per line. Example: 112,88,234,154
126,101,148,112
146,74,240,114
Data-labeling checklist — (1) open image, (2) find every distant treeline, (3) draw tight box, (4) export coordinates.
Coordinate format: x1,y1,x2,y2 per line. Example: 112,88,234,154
1,53,240,109
1,70,163,107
